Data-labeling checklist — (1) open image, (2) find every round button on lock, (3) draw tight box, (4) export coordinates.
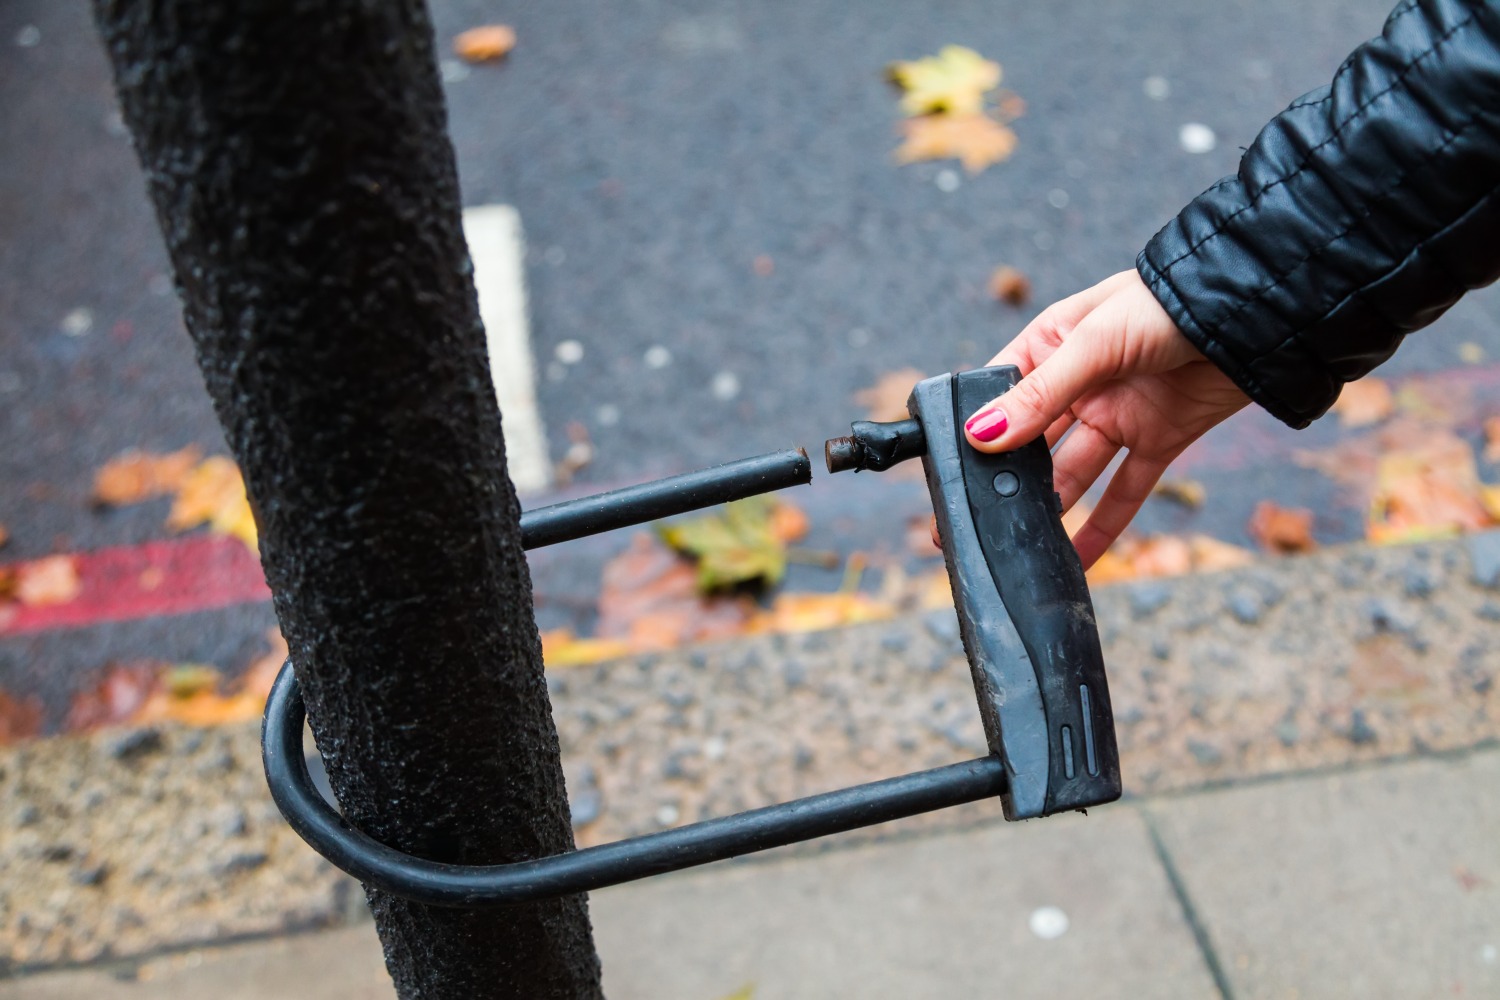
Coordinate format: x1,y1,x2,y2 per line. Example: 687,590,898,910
992,470,1020,497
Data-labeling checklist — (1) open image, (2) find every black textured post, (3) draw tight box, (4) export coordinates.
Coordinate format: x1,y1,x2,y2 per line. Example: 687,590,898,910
92,2,604,996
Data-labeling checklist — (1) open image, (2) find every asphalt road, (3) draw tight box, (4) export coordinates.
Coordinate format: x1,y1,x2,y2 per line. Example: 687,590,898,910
6,0,1500,722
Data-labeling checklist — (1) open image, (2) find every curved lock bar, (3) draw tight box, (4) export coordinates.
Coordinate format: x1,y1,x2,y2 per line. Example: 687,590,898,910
263,663,1008,907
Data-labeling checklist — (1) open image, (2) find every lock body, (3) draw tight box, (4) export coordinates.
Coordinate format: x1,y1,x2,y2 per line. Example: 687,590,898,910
908,366,1121,819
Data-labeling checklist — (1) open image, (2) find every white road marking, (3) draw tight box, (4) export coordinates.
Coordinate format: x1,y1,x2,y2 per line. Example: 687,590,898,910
462,204,551,496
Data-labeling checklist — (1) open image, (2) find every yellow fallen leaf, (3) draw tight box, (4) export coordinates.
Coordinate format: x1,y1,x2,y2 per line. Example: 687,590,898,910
540,629,637,668
1459,342,1486,365
93,446,201,505
1331,377,1393,428
1152,479,1206,508
1393,382,1457,424
454,24,516,63
887,46,1001,117
168,457,258,549
917,567,953,609
659,497,793,592
716,986,755,1000
895,114,1017,174
747,592,892,634
163,663,219,698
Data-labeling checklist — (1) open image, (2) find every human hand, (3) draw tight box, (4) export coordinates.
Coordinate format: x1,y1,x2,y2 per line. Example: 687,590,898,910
961,269,1250,568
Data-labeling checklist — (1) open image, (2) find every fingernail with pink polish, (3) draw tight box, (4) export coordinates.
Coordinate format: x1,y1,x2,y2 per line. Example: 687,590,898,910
965,407,1008,442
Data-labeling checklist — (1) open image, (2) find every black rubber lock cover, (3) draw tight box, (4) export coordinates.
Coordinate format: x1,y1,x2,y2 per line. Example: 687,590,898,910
908,366,1121,819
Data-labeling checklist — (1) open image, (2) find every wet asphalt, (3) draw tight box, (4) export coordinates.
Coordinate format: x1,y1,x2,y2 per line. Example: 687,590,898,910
5,0,1500,721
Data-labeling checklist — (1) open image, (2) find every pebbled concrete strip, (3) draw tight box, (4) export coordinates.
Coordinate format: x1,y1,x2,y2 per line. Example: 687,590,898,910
1148,747,1500,1000
0,724,359,973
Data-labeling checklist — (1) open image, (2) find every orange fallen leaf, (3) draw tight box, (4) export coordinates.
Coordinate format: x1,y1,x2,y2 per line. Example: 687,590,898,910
1127,535,1194,577
988,266,1031,306
768,501,810,545
597,533,699,632
66,662,161,732
1484,415,1500,463
1294,416,1431,499
906,516,943,558
138,629,288,727
1088,532,1257,585
1248,501,1317,553
1085,548,1137,585
996,92,1027,121
1189,535,1257,573
168,457,257,549
454,24,516,63
0,690,42,745
854,368,925,422
92,446,201,505
0,523,8,548
1368,430,1495,544
15,555,80,606
895,114,1017,174
554,421,594,486
1330,377,1393,428
597,532,756,639
244,627,290,685
66,629,290,733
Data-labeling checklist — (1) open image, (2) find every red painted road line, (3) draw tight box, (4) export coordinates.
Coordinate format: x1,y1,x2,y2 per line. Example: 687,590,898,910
0,535,270,636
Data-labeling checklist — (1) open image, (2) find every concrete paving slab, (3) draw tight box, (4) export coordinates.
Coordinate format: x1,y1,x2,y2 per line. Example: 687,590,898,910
590,807,1217,1000
0,926,390,1000
0,805,1215,999
1148,749,1500,1000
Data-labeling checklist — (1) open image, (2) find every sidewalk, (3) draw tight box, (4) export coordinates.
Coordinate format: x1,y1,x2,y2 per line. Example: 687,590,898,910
4,746,1496,999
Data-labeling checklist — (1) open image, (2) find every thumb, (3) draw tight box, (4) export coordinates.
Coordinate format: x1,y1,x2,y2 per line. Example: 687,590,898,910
964,327,1115,452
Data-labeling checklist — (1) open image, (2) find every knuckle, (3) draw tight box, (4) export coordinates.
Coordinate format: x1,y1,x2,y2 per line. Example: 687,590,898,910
1011,370,1051,416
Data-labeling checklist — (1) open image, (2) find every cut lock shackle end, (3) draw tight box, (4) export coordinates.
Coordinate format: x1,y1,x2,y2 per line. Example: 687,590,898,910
825,418,927,474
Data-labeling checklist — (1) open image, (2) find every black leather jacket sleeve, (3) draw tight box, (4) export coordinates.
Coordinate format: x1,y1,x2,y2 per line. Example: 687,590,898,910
1137,0,1500,428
